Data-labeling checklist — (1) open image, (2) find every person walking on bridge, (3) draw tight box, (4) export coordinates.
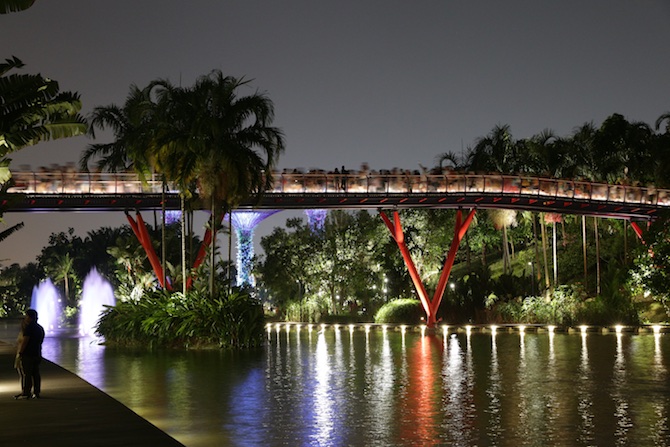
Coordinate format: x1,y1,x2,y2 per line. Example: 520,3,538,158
14,309,45,399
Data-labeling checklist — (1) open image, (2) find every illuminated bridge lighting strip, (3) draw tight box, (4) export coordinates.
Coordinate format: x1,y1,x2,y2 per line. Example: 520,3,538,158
6,171,670,213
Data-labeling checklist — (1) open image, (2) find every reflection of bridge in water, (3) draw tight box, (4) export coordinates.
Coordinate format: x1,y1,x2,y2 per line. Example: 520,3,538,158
6,169,668,327
4,170,669,219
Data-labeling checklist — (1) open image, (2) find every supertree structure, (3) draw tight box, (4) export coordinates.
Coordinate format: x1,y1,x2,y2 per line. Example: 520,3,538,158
229,210,281,286
304,209,328,233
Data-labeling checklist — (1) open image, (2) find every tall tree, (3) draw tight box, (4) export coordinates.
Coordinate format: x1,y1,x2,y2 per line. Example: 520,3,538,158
152,72,285,297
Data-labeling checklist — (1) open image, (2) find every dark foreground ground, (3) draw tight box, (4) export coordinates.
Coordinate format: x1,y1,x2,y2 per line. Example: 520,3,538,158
0,341,184,447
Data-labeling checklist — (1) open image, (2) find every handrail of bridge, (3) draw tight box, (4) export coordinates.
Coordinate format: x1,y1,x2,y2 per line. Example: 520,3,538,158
6,170,670,208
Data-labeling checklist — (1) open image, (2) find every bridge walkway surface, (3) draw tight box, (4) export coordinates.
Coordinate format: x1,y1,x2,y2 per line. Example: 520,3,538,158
0,341,184,447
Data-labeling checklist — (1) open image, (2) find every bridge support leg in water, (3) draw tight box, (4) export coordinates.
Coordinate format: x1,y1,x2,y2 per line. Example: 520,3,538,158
380,208,476,328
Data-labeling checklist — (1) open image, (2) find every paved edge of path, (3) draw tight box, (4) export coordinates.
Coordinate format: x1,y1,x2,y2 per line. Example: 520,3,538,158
0,341,185,447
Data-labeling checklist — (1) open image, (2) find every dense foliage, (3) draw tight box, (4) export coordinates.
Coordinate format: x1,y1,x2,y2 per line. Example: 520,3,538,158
374,299,424,324
96,288,264,349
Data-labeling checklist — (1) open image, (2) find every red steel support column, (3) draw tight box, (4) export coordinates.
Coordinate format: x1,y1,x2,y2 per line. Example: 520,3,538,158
430,208,476,320
380,211,433,324
380,208,476,327
630,221,645,244
125,211,169,290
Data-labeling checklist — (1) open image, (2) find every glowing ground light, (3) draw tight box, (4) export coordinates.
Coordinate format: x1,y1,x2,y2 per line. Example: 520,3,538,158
548,325,556,334
349,324,355,334
518,325,526,335
420,325,427,337
285,324,290,333
308,324,314,333
615,325,624,334
400,325,407,335
382,325,388,334
490,325,497,336
365,325,371,335
465,325,472,336
275,323,281,334
580,325,589,335
442,325,449,336
653,325,662,335
296,324,301,333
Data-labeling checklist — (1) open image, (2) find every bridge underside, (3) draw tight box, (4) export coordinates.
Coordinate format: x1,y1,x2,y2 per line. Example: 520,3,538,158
4,192,660,220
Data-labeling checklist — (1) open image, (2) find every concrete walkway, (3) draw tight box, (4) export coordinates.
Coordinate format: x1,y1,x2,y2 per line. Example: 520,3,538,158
0,341,184,447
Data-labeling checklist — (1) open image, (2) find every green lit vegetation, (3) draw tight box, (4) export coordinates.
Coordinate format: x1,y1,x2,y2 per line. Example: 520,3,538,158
96,288,264,349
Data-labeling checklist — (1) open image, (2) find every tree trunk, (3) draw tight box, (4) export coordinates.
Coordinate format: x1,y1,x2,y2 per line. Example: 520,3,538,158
228,211,233,292
582,215,588,290
181,195,187,295
161,180,167,289
532,213,541,283
502,225,510,274
209,201,217,299
540,215,550,288
594,217,601,295
623,219,628,264
552,221,558,285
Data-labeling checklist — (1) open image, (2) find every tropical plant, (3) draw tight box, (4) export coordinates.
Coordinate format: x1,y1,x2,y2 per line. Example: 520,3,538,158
0,0,35,14
0,56,87,161
374,298,423,324
151,72,285,297
96,287,265,349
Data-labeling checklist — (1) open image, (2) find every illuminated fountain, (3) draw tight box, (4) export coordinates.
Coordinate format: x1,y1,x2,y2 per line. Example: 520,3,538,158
30,278,63,333
79,268,116,337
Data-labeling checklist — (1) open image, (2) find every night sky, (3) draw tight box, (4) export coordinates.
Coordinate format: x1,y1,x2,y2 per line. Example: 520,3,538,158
2,1,670,266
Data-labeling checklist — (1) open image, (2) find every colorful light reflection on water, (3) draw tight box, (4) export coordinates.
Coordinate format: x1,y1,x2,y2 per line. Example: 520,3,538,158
34,328,670,446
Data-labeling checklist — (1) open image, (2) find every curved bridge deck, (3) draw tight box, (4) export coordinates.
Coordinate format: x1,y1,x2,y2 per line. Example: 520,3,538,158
4,171,668,219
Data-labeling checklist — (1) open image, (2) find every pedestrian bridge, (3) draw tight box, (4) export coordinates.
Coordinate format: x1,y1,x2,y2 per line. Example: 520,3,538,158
3,169,668,220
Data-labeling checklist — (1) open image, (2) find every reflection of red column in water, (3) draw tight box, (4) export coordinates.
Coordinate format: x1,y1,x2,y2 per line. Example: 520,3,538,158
381,209,476,327
399,335,443,446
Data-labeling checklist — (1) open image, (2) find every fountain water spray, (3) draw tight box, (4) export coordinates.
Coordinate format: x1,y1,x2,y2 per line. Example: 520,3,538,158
79,268,116,337
30,278,63,333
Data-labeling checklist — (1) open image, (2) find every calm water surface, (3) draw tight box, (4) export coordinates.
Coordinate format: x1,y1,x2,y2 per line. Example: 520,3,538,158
6,324,670,447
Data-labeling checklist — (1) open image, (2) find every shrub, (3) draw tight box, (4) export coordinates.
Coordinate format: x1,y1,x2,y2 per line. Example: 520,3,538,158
96,288,265,349
374,298,423,324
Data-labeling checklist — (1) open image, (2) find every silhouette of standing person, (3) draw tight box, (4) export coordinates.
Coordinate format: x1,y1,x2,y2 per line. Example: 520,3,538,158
15,309,45,399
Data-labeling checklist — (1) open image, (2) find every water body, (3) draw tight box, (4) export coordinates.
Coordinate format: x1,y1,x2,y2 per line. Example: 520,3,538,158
5,324,670,446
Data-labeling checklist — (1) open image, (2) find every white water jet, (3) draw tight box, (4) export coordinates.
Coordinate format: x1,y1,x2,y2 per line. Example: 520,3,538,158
30,278,63,333
79,268,116,337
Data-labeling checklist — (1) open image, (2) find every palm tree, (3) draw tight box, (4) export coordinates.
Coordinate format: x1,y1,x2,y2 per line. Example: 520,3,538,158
467,124,519,173
80,84,157,174
655,112,670,134
81,84,171,287
488,209,517,274
51,253,75,306
152,72,285,297
1,56,86,180
0,0,36,14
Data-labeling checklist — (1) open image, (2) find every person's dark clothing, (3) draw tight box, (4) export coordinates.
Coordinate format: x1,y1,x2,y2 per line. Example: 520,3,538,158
19,321,45,397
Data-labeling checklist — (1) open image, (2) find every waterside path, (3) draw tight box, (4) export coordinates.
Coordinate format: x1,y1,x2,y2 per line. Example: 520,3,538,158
0,341,184,447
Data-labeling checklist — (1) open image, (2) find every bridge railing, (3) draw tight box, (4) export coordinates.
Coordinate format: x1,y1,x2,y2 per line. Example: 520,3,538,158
9,171,164,194
7,170,670,208
273,172,669,207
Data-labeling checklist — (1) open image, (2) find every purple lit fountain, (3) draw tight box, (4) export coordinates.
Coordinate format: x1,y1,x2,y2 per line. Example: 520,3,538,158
30,278,63,333
78,268,116,337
